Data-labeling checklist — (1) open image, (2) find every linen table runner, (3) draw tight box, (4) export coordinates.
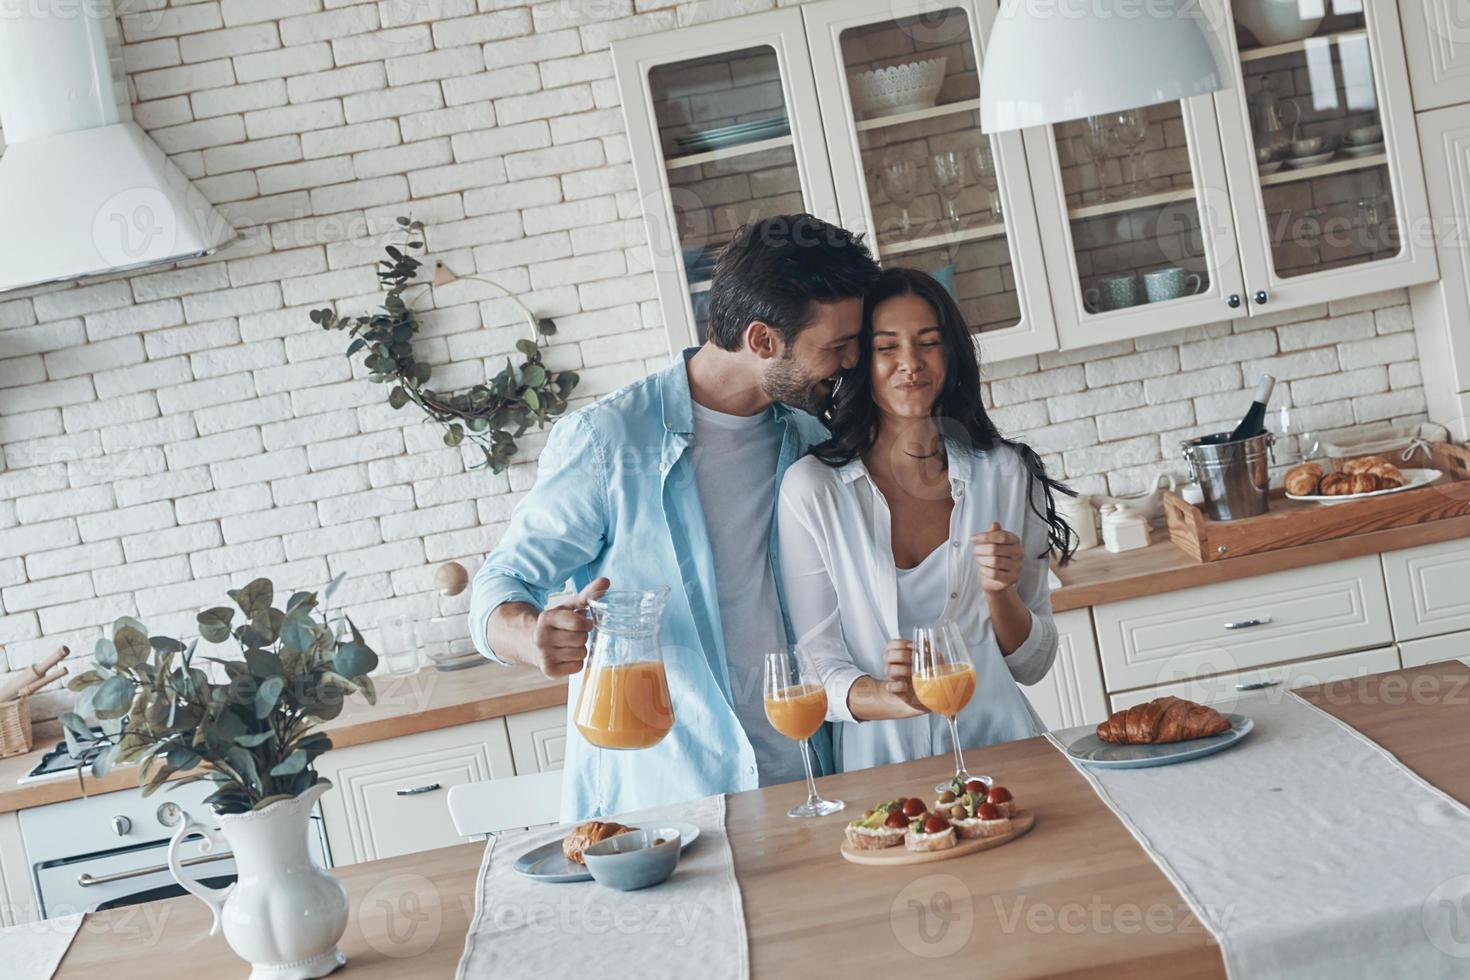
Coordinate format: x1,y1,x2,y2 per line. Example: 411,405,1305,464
1048,691,1470,979
1,912,84,979
456,793,748,980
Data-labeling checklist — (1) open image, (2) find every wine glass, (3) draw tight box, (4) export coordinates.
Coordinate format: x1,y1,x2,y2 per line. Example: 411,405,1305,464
912,622,978,792
929,150,966,231
1109,108,1150,196
1080,116,1113,203
878,160,922,237
968,143,1002,218
763,647,844,819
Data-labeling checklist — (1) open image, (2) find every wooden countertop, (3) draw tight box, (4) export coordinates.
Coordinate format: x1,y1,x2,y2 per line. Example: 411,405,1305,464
0,663,567,815
56,661,1470,979
1050,513,1470,612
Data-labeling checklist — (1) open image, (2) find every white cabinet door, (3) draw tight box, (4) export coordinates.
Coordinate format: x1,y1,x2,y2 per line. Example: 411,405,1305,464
315,719,514,865
0,810,38,926
1210,0,1437,315
1108,645,1401,711
1398,0,1470,111
1400,630,1470,668
612,9,840,350
506,706,567,774
1092,554,1393,692
1023,68,1246,349
802,0,1058,361
1020,608,1108,731
1408,102,1470,421
1382,536,1470,641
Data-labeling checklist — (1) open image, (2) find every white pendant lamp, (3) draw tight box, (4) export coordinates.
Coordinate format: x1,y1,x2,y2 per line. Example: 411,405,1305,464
979,0,1230,133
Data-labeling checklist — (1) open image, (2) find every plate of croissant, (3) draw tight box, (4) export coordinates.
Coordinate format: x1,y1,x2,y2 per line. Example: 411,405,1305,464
1065,696,1253,769
1284,456,1441,504
514,818,702,882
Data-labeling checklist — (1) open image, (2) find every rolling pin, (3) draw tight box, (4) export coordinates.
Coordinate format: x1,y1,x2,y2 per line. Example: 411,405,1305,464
0,646,70,702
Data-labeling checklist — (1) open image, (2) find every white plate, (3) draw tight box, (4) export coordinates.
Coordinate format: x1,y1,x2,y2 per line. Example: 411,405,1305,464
1286,467,1442,504
1340,141,1385,158
1285,151,1337,168
513,821,701,883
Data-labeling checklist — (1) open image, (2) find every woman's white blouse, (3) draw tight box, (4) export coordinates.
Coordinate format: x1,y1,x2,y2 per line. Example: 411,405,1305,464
776,441,1059,773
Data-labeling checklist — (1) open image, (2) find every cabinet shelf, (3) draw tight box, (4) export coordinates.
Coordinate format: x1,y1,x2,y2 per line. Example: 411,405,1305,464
854,98,980,133
688,279,713,294
1237,28,1369,63
1067,187,1198,222
878,222,1007,257
664,134,794,171
1258,153,1388,187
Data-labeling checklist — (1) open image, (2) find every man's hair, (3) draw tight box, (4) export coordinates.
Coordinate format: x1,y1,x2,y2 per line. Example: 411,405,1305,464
705,214,880,352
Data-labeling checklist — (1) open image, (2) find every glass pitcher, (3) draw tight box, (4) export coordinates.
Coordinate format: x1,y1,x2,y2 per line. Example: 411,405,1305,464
572,587,674,751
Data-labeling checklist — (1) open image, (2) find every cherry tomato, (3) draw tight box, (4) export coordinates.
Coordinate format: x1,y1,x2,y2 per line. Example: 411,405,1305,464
884,810,909,829
965,779,987,795
977,802,1001,820
986,786,1013,804
923,814,949,834
901,798,927,818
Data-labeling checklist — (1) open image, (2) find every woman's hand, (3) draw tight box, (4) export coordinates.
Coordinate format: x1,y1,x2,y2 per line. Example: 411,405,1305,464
972,521,1023,593
882,639,928,714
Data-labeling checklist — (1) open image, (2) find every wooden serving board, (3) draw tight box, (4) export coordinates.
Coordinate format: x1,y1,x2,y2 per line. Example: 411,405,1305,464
839,810,1035,866
1165,442,1470,562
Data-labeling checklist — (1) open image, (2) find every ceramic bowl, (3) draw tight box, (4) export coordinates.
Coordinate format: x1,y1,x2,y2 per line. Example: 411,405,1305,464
1344,124,1383,146
1288,136,1331,157
1255,143,1281,165
582,828,681,891
850,57,947,117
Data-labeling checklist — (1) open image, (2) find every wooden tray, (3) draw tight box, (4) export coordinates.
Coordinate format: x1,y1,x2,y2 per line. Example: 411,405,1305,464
1165,442,1470,562
839,810,1035,866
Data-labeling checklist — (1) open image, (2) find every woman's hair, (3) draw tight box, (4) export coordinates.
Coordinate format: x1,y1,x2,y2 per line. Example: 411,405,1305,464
812,267,1078,563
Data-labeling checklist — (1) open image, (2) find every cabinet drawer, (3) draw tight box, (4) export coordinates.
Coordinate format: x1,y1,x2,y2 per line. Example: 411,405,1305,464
1093,555,1392,692
507,706,566,774
1382,538,1470,641
1108,646,1401,712
316,719,514,865
1022,608,1109,731
1400,631,1470,669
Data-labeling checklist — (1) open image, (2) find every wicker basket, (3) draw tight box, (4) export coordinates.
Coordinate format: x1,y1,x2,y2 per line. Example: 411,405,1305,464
0,698,33,759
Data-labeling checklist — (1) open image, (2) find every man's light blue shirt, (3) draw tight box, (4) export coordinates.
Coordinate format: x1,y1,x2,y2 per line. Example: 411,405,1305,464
469,349,833,821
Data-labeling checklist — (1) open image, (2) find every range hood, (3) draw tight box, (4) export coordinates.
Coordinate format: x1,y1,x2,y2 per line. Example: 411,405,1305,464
0,0,235,295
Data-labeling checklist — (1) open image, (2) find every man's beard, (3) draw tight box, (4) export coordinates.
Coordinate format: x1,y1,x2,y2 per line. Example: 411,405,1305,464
761,354,833,416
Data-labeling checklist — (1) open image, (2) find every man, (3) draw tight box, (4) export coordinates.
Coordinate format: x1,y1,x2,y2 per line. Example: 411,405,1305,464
470,213,881,820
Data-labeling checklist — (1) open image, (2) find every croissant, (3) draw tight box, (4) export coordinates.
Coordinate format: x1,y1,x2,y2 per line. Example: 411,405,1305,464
1285,462,1323,496
1350,472,1382,494
562,820,634,864
1319,472,1356,496
1096,696,1232,744
1367,461,1403,484
1343,455,1389,475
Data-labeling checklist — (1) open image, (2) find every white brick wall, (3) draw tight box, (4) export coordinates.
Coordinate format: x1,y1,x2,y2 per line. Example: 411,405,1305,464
0,1,1431,718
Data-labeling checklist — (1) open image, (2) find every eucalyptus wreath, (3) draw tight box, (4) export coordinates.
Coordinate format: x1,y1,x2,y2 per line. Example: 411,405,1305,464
310,218,580,473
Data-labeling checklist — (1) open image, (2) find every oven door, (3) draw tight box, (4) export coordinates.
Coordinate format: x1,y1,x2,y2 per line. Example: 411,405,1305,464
35,832,237,917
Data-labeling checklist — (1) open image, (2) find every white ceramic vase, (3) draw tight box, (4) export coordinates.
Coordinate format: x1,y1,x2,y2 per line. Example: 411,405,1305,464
1233,0,1325,46
168,780,348,980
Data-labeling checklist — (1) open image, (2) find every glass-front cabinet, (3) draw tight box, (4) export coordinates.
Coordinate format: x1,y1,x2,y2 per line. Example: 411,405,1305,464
1211,0,1435,311
1024,89,1246,349
803,0,1057,361
614,0,1437,358
613,9,838,348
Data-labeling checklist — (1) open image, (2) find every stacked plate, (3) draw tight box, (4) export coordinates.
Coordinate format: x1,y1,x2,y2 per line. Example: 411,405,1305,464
672,116,790,155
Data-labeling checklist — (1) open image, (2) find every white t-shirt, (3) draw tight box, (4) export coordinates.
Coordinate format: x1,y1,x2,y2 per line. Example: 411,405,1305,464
896,542,948,636
689,400,803,787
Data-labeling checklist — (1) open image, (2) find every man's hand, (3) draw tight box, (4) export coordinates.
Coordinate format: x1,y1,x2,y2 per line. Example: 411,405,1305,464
972,521,1023,594
489,577,609,677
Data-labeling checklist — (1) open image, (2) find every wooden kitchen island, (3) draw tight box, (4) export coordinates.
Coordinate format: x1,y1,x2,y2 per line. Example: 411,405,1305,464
54,662,1470,978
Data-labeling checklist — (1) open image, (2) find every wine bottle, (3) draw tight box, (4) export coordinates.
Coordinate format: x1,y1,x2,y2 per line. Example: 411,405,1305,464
1229,374,1275,441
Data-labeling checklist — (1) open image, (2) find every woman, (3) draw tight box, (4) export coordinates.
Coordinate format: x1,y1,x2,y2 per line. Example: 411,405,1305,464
777,267,1075,772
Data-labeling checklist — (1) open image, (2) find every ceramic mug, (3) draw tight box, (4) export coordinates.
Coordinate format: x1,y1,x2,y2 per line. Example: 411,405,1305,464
1142,267,1204,303
1084,274,1139,313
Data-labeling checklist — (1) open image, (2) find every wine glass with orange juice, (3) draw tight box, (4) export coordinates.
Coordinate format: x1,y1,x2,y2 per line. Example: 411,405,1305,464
763,647,845,818
572,587,674,815
912,623,978,790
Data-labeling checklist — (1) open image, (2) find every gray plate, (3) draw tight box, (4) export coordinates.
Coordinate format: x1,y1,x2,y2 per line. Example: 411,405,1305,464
1065,714,1253,769
513,821,701,883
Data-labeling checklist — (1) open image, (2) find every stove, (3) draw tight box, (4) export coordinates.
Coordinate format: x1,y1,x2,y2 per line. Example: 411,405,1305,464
21,726,112,783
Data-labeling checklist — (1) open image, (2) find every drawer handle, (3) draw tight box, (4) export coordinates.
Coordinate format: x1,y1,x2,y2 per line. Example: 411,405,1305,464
1235,680,1282,691
396,783,443,797
1223,616,1272,630
78,850,233,887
